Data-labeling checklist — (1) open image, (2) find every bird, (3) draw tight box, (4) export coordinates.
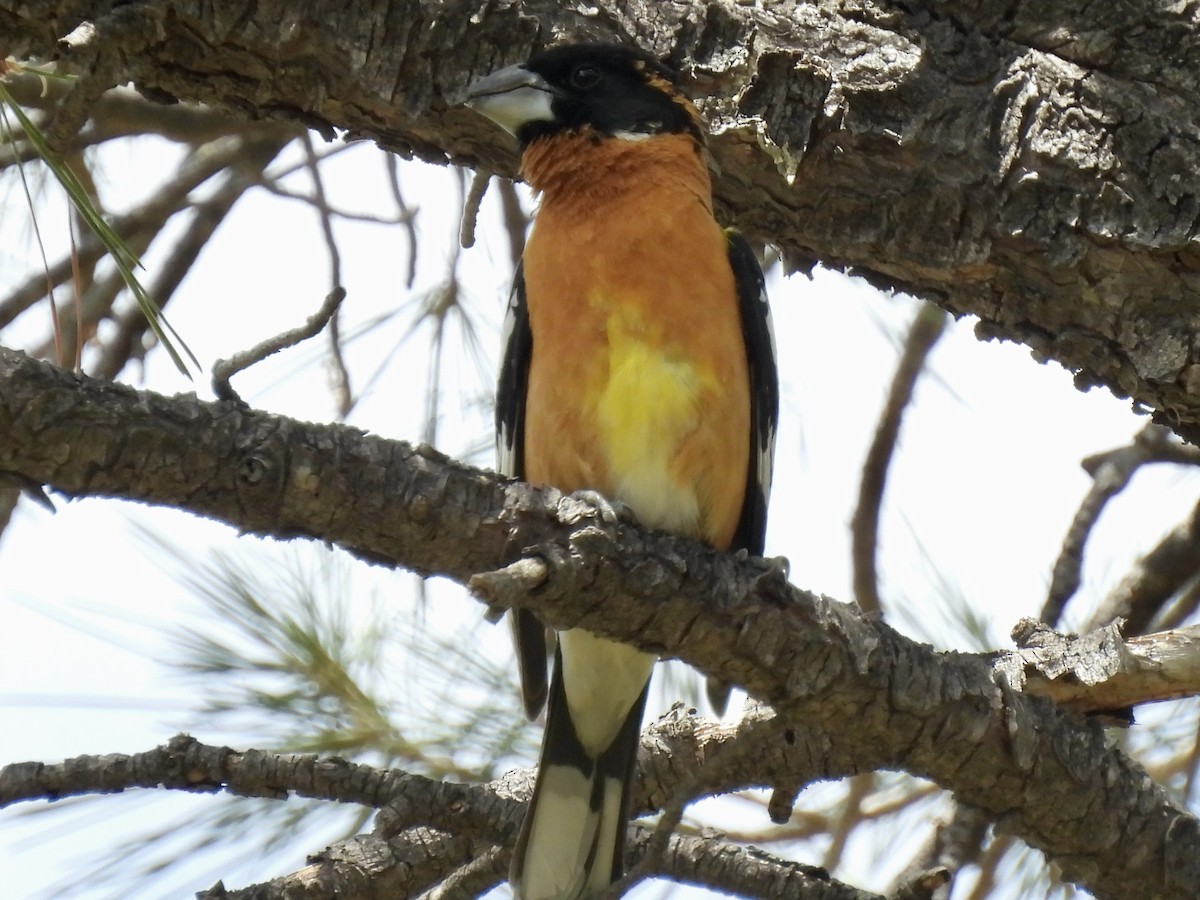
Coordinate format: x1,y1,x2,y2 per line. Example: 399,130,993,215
465,42,778,899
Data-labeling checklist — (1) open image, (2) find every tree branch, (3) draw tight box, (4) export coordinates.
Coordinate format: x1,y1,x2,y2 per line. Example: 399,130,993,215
1044,424,1200,626
851,303,948,614
1,347,1199,898
0,725,878,900
8,0,1200,442
1002,618,1200,714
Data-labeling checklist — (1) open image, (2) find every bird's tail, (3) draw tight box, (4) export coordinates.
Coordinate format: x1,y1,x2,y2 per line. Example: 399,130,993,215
510,641,651,900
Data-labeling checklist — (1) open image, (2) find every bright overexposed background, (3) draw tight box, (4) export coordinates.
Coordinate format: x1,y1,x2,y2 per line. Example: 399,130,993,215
2,127,1196,900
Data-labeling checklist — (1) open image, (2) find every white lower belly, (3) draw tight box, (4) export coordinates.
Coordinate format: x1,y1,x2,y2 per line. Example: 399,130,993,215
559,628,655,756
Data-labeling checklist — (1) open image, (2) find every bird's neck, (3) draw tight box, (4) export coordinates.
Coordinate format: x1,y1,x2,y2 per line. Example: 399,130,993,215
521,131,714,216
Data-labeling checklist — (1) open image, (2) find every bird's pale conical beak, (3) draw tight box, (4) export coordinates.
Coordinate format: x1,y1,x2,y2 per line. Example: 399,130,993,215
464,64,558,136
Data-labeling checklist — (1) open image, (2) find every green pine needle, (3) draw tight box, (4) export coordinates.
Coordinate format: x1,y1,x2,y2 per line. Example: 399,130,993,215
0,75,198,376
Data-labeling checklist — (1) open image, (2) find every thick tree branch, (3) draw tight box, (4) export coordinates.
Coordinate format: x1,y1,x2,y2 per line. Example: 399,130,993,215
0,724,877,900
0,733,454,811
0,708,845,845
7,0,1200,442
1,347,1199,898
200,826,874,900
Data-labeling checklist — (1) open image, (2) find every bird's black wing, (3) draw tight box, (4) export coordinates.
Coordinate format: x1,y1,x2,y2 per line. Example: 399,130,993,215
496,262,550,719
707,231,779,713
726,230,779,557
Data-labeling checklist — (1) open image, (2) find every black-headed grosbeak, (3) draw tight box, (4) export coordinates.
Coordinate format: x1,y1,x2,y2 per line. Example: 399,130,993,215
467,43,778,899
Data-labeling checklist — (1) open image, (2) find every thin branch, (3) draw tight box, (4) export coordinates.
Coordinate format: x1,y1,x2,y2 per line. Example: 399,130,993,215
1085,499,1200,635
1185,713,1200,807
211,287,347,404
416,846,507,900
300,131,352,416
964,832,1012,900
891,803,988,900
1043,424,1200,625
851,303,947,614
197,829,486,900
822,773,876,872
255,181,416,222
0,131,273,330
384,154,419,289
86,134,290,378
1156,576,1200,633
635,829,884,900
458,168,490,249
0,734,406,809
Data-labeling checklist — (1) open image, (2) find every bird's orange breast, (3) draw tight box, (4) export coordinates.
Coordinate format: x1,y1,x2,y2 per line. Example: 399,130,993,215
520,132,750,551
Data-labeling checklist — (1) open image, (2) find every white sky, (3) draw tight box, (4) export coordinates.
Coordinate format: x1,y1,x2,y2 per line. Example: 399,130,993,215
2,135,1195,899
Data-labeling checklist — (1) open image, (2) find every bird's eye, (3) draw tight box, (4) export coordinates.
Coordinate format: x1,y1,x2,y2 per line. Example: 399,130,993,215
569,64,602,89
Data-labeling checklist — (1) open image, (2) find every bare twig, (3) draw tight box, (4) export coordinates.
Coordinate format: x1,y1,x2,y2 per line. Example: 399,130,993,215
1,733,404,809
384,154,420,289
1,132,267,331
1085,499,1200,635
458,167,490,249
1156,577,1200,633
1043,424,1200,625
633,829,883,900
852,302,948,614
300,131,353,415
416,845,507,900
1184,714,1200,807
964,832,1012,900
211,287,347,404
891,803,988,900
823,773,877,872
197,829,486,900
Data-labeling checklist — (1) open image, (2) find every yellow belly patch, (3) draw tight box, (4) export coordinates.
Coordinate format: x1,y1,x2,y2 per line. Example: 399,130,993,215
592,307,707,535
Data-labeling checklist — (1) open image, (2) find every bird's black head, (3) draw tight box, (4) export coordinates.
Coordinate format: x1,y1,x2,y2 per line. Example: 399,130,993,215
465,43,704,149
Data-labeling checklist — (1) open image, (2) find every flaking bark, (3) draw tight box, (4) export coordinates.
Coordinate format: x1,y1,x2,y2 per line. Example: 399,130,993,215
6,0,1200,439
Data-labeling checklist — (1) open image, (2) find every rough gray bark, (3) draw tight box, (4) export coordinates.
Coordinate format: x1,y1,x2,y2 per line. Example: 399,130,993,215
7,0,1200,441
0,725,883,900
3,346,1200,899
